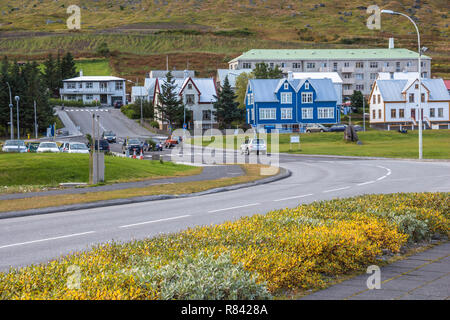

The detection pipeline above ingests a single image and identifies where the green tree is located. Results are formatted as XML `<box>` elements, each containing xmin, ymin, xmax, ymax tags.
<box><xmin>235</xmin><ymin>72</ymin><xmax>254</xmax><ymax>109</ymax></box>
<box><xmin>350</xmin><ymin>90</ymin><xmax>366</xmax><ymax>114</ymax></box>
<box><xmin>43</xmin><ymin>54</ymin><xmax>60</xmax><ymax>98</ymax></box>
<box><xmin>213</xmin><ymin>76</ymin><xmax>243</xmax><ymax>129</ymax></box>
<box><xmin>252</xmin><ymin>62</ymin><xmax>283</xmax><ymax>79</ymax></box>
<box><xmin>61</xmin><ymin>52</ymin><xmax>77</xmax><ymax>80</ymax></box>
<box><xmin>155</xmin><ymin>71</ymin><xmax>184</xmax><ymax>129</ymax></box>
<box><xmin>96</xmin><ymin>42</ymin><xmax>110</xmax><ymax>57</ymax></box>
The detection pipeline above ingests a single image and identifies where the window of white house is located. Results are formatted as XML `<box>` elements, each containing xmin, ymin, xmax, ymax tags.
<box><xmin>321</xmin><ymin>62</ymin><xmax>327</xmax><ymax>68</ymax></box>
<box><xmin>370</xmin><ymin>62</ymin><xmax>378</xmax><ymax>68</ymax></box>
<box><xmin>372</xmin><ymin>109</ymin><xmax>376</xmax><ymax>119</ymax></box>
<box><xmin>307</xmin><ymin>62</ymin><xmax>315</xmax><ymax>69</ymax></box>
<box><xmin>188</xmin><ymin>83</ymin><xmax>193</xmax><ymax>90</ymax></box>
<box><xmin>406</xmin><ymin>61</ymin><xmax>412</xmax><ymax>67</ymax></box>
<box><xmin>305</xmin><ymin>83</ymin><xmax>309</xmax><ymax>90</ymax></box>
<box><xmin>396</xmin><ymin>62</ymin><xmax>401</xmax><ymax>72</ymax></box>
<box><xmin>384</xmin><ymin>62</ymin><xmax>390</xmax><ymax>67</ymax></box>
<box><xmin>202</xmin><ymin>110</ymin><xmax>212</xmax><ymax>121</ymax></box>
<box><xmin>270</xmin><ymin>63</ymin><xmax>274</xmax><ymax>68</ymax></box>
<box><xmin>356</xmin><ymin>84</ymin><xmax>364</xmax><ymax>91</ymax></box>
<box><xmin>373</xmin><ymin>95</ymin><xmax>376</xmax><ymax>104</ymax></box>
<box><xmin>281</xmin><ymin>92</ymin><xmax>292</xmax><ymax>104</ymax></box>
<box><xmin>356</xmin><ymin>73</ymin><xmax>364</xmax><ymax>80</ymax></box>
<box><xmin>281</xmin><ymin>63</ymin><xmax>286</xmax><ymax>68</ymax></box>
<box><xmin>259</xmin><ymin>108</ymin><xmax>276</xmax><ymax>120</ymax></box>
<box><xmin>67</xmin><ymin>83</ymin><xmax>76</xmax><ymax>89</ymax></box>
<box><xmin>409</xmin><ymin>93</ymin><xmax>415</xmax><ymax>103</ymax></box>
<box><xmin>78</xmin><ymin>83</ymin><xmax>83</xmax><ymax>89</ymax></box>
<box><xmin>115</xmin><ymin>81</ymin><xmax>123</xmax><ymax>91</ymax></box>
<box><xmin>293</xmin><ymin>63</ymin><xmax>301</xmax><ymax>69</ymax></box>
<box><xmin>391</xmin><ymin>109</ymin><xmax>396</xmax><ymax>118</ymax></box>
<box><xmin>86</xmin><ymin>95</ymin><xmax>93</xmax><ymax>100</ymax></box>
<box><xmin>86</xmin><ymin>82</ymin><xmax>93</xmax><ymax>89</ymax></box>
<box><xmin>378</xmin><ymin>110</ymin><xmax>382</xmax><ymax>119</ymax></box>
<box><xmin>302</xmin><ymin>108</ymin><xmax>313</xmax><ymax>119</ymax></box>
<box><xmin>370</xmin><ymin>73</ymin><xmax>377</xmax><ymax>80</ymax></box>
<box><xmin>343</xmin><ymin>84</ymin><xmax>352</xmax><ymax>90</ymax></box>
<box><xmin>438</xmin><ymin>108</ymin><xmax>444</xmax><ymax>118</ymax></box>
<box><xmin>399</xmin><ymin>109</ymin><xmax>405</xmax><ymax>118</ymax></box>
<box><xmin>186</xmin><ymin>94</ymin><xmax>195</xmax><ymax>105</ymax></box>
<box><xmin>430</xmin><ymin>108</ymin><xmax>435</xmax><ymax>118</ymax></box>
<box><xmin>284</xmin><ymin>83</ymin><xmax>289</xmax><ymax>90</ymax></box>
<box><xmin>333</xmin><ymin>62</ymin><xmax>338</xmax><ymax>71</ymax></box>
<box><xmin>243</xmin><ymin>63</ymin><xmax>252</xmax><ymax>69</ymax></box>
<box><xmin>343</xmin><ymin>73</ymin><xmax>352</xmax><ymax>79</ymax></box>
<box><xmin>318</xmin><ymin>108</ymin><xmax>334</xmax><ymax>119</ymax></box>
<box><xmin>281</xmin><ymin>108</ymin><xmax>293</xmax><ymax>120</ymax></box>
<box><xmin>344</xmin><ymin>62</ymin><xmax>350</xmax><ymax>67</ymax></box>
<box><xmin>302</xmin><ymin>92</ymin><xmax>313</xmax><ymax>103</ymax></box>
<box><xmin>356</xmin><ymin>62</ymin><xmax>364</xmax><ymax>68</ymax></box>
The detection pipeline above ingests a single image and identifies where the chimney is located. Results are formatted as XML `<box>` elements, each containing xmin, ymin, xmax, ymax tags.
<box><xmin>388</xmin><ymin>38</ymin><xmax>395</xmax><ymax>49</ymax></box>
<box><xmin>288</xmin><ymin>71</ymin><xmax>293</xmax><ymax>81</ymax></box>
<box><xmin>79</xmin><ymin>70</ymin><xmax>83</xmax><ymax>77</ymax></box>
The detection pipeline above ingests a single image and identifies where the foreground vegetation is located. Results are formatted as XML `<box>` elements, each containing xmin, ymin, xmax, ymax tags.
<box><xmin>195</xmin><ymin>129</ymin><xmax>450</xmax><ymax>159</ymax></box>
<box><xmin>0</xmin><ymin>192</ymin><xmax>448</xmax><ymax>299</ymax></box>
<box><xmin>0</xmin><ymin>153</ymin><xmax>200</xmax><ymax>189</ymax></box>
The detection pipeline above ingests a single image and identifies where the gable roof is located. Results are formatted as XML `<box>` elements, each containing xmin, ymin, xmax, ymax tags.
<box><xmin>63</xmin><ymin>76</ymin><xmax>125</xmax><ymax>82</ymax></box>
<box><xmin>376</xmin><ymin>78</ymin><xmax>450</xmax><ymax>101</ymax></box>
<box><xmin>156</xmin><ymin>77</ymin><xmax>217</xmax><ymax>103</ymax></box>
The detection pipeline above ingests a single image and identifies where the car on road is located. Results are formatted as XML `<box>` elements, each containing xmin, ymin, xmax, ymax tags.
<box><xmin>92</xmin><ymin>140</ymin><xmax>110</xmax><ymax>152</ymax></box>
<box><xmin>113</xmin><ymin>101</ymin><xmax>123</xmax><ymax>109</ymax></box>
<box><xmin>165</xmin><ymin>135</ymin><xmax>182</xmax><ymax>148</ymax></box>
<box><xmin>37</xmin><ymin>142</ymin><xmax>60</xmax><ymax>153</ymax></box>
<box><xmin>305</xmin><ymin>123</ymin><xmax>329</xmax><ymax>133</ymax></box>
<box><xmin>61</xmin><ymin>142</ymin><xmax>90</xmax><ymax>154</ymax></box>
<box><xmin>2</xmin><ymin>140</ymin><xmax>27</xmax><ymax>153</ymax></box>
<box><xmin>122</xmin><ymin>138</ymin><xmax>143</xmax><ymax>155</ymax></box>
<box><xmin>329</xmin><ymin>124</ymin><xmax>348</xmax><ymax>132</ymax></box>
<box><xmin>102</xmin><ymin>131</ymin><xmax>117</xmax><ymax>143</ymax></box>
<box><xmin>240</xmin><ymin>138</ymin><xmax>267</xmax><ymax>155</ymax></box>
<box><xmin>26</xmin><ymin>141</ymin><xmax>41</xmax><ymax>153</ymax></box>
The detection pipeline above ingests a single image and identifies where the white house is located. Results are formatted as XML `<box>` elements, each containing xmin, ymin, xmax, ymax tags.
<box><xmin>369</xmin><ymin>78</ymin><xmax>450</xmax><ymax>130</ymax></box>
<box><xmin>153</xmin><ymin>75</ymin><xmax>217</xmax><ymax>131</ymax></box>
<box><xmin>292</xmin><ymin>72</ymin><xmax>343</xmax><ymax>105</ymax></box>
<box><xmin>60</xmin><ymin>71</ymin><xmax>126</xmax><ymax>106</ymax></box>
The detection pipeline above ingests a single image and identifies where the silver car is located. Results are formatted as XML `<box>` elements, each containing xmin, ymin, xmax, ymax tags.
<box><xmin>2</xmin><ymin>140</ymin><xmax>27</xmax><ymax>153</ymax></box>
<box><xmin>240</xmin><ymin>138</ymin><xmax>267</xmax><ymax>155</ymax></box>
<box><xmin>37</xmin><ymin>142</ymin><xmax>60</xmax><ymax>153</ymax></box>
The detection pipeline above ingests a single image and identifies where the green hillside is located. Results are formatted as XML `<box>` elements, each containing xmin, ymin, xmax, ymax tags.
<box><xmin>0</xmin><ymin>0</ymin><xmax>448</xmax><ymax>79</ymax></box>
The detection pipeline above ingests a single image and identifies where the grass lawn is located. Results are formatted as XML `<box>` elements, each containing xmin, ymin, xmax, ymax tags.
<box><xmin>194</xmin><ymin>129</ymin><xmax>450</xmax><ymax>159</ymax></box>
<box><xmin>75</xmin><ymin>59</ymin><xmax>112</xmax><ymax>76</ymax></box>
<box><xmin>0</xmin><ymin>153</ymin><xmax>200</xmax><ymax>190</ymax></box>
<box><xmin>0</xmin><ymin>164</ymin><xmax>276</xmax><ymax>213</ymax></box>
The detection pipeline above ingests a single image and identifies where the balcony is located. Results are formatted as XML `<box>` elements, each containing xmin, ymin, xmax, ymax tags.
<box><xmin>342</xmin><ymin>77</ymin><xmax>355</xmax><ymax>84</ymax></box>
<box><xmin>341</xmin><ymin>66</ymin><xmax>355</xmax><ymax>73</ymax></box>
<box><xmin>382</xmin><ymin>66</ymin><xmax>395</xmax><ymax>72</ymax></box>
<box><xmin>343</xmin><ymin>89</ymin><xmax>354</xmax><ymax>96</ymax></box>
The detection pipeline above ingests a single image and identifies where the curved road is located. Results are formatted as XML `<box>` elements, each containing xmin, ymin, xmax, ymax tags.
<box><xmin>0</xmin><ymin>155</ymin><xmax>449</xmax><ymax>271</ymax></box>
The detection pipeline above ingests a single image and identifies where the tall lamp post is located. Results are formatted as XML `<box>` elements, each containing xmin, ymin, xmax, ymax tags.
<box><xmin>14</xmin><ymin>96</ymin><xmax>20</xmax><ymax>140</ymax></box>
<box><xmin>6</xmin><ymin>82</ymin><xmax>13</xmax><ymax>139</ymax></box>
<box><xmin>381</xmin><ymin>9</ymin><xmax>424</xmax><ymax>159</ymax></box>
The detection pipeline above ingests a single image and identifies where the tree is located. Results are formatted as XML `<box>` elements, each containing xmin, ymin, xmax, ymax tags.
<box><xmin>252</xmin><ymin>62</ymin><xmax>283</xmax><ymax>79</ymax></box>
<box><xmin>60</xmin><ymin>52</ymin><xmax>77</xmax><ymax>80</ymax></box>
<box><xmin>235</xmin><ymin>72</ymin><xmax>254</xmax><ymax>109</ymax></box>
<box><xmin>96</xmin><ymin>42</ymin><xmax>110</xmax><ymax>57</ymax></box>
<box><xmin>43</xmin><ymin>54</ymin><xmax>60</xmax><ymax>97</ymax></box>
<box><xmin>155</xmin><ymin>71</ymin><xmax>184</xmax><ymax>129</ymax></box>
<box><xmin>350</xmin><ymin>90</ymin><xmax>366</xmax><ymax>113</ymax></box>
<box><xmin>213</xmin><ymin>76</ymin><xmax>243</xmax><ymax>129</ymax></box>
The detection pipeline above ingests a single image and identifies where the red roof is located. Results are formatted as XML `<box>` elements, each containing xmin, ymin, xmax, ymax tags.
<box><xmin>444</xmin><ymin>80</ymin><xmax>450</xmax><ymax>90</ymax></box>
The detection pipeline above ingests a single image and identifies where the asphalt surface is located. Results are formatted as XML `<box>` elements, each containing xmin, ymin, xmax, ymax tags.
<box><xmin>0</xmin><ymin>152</ymin><xmax>449</xmax><ymax>272</ymax></box>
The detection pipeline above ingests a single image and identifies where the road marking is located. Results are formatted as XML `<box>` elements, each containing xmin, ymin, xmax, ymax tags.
<box><xmin>323</xmin><ymin>186</ymin><xmax>351</xmax><ymax>193</ymax></box>
<box><xmin>273</xmin><ymin>194</ymin><xmax>314</xmax><ymax>202</ymax></box>
<box><xmin>377</xmin><ymin>175</ymin><xmax>387</xmax><ymax>181</ymax></box>
<box><xmin>357</xmin><ymin>180</ymin><xmax>375</xmax><ymax>186</ymax></box>
<box><xmin>0</xmin><ymin>231</ymin><xmax>95</xmax><ymax>250</ymax></box>
<box><xmin>208</xmin><ymin>203</ymin><xmax>260</xmax><ymax>213</ymax></box>
<box><xmin>118</xmin><ymin>215</ymin><xmax>191</xmax><ymax>229</ymax></box>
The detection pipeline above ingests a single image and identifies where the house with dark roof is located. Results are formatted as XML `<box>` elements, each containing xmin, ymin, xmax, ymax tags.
<box><xmin>245</xmin><ymin>76</ymin><xmax>339</xmax><ymax>132</ymax></box>
<box><xmin>369</xmin><ymin>78</ymin><xmax>450</xmax><ymax>130</ymax></box>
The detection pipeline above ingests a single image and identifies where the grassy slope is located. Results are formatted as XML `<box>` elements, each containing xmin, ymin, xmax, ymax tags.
<box><xmin>0</xmin><ymin>153</ymin><xmax>200</xmax><ymax>187</ymax></box>
<box><xmin>196</xmin><ymin>129</ymin><xmax>450</xmax><ymax>159</ymax></box>
<box><xmin>0</xmin><ymin>0</ymin><xmax>448</xmax><ymax>78</ymax></box>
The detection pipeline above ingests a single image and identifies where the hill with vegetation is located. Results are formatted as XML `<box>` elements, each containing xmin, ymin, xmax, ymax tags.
<box><xmin>0</xmin><ymin>0</ymin><xmax>448</xmax><ymax>80</ymax></box>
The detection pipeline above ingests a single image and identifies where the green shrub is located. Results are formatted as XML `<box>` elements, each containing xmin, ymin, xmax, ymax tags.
<box><xmin>130</xmin><ymin>252</ymin><xmax>272</xmax><ymax>300</ymax></box>
<box><xmin>390</xmin><ymin>213</ymin><xmax>431</xmax><ymax>243</ymax></box>
<box><xmin>150</xmin><ymin>121</ymin><xmax>159</xmax><ymax>128</ymax></box>
<box><xmin>50</xmin><ymin>98</ymin><xmax>97</xmax><ymax>108</ymax></box>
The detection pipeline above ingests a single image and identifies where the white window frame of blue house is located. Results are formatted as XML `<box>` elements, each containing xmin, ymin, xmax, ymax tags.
<box><xmin>260</xmin><ymin>108</ymin><xmax>276</xmax><ymax>120</ymax></box>
<box><xmin>281</xmin><ymin>92</ymin><xmax>292</xmax><ymax>104</ymax></box>
<box><xmin>247</xmin><ymin>93</ymin><xmax>254</xmax><ymax>105</ymax></box>
<box><xmin>281</xmin><ymin>108</ymin><xmax>293</xmax><ymax>120</ymax></box>
<box><xmin>302</xmin><ymin>108</ymin><xmax>313</xmax><ymax>119</ymax></box>
<box><xmin>284</xmin><ymin>83</ymin><xmax>289</xmax><ymax>90</ymax></box>
<box><xmin>318</xmin><ymin>107</ymin><xmax>335</xmax><ymax>119</ymax></box>
<box><xmin>305</xmin><ymin>83</ymin><xmax>310</xmax><ymax>90</ymax></box>
<box><xmin>302</xmin><ymin>92</ymin><xmax>313</xmax><ymax>104</ymax></box>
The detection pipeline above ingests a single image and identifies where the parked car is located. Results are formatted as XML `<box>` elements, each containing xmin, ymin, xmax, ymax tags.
<box><xmin>305</xmin><ymin>123</ymin><xmax>329</xmax><ymax>133</ymax></box>
<box><xmin>26</xmin><ymin>141</ymin><xmax>41</xmax><ymax>153</ymax></box>
<box><xmin>37</xmin><ymin>142</ymin><xmax>60</xmax><ymax>153</ymax></box>
<box><xmin>353</xmin><ymin>125</ymin><xmax>363</xmax><ymax>132</ymax></box>
<box><xmin>2</xmin><ymin>140</ymin><xmax>27</xmax><ymax>153</ymax></box>
<box><xmin>102</xmin><ymin>131</ymin><xmax>117</xmax><ymax>143</ymax></box>
<box><xmin>113</xmin><ymin>101</ymin><xmax>123</xmax><ymax>109</ymax></box>
<box><xmin>240</xmin><ymin>138</ymin><xmax>267</xmax><ymax>155</ymax></box>
<box><xmin>122</xmin><ymin>138</ymin><xmax>143</xmax><ymax>155</ymax></box>
<box><xmin>329</xmin><ymin>124</ymin><xmax>348</xmax><ymax>132</ymax></box>
<box><xmin>61</xmin><ymin>142</ymin><xmax>90</xmax><ymax>154</ymax></box>
<box><xmin>93</xmin><ymin>140</ymin><xmax>110</xmax><ymax>152</ymax></box>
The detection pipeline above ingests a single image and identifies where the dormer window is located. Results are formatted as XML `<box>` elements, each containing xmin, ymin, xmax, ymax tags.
<box><xmin>305</xmin><ymin>83</ymin><xmax>309</xmax><ymax>90</ymax></box>
<box><xmin>284</xmin><ymin>83</ymin><xmax>289</xmax><ymax>90</ymax></box>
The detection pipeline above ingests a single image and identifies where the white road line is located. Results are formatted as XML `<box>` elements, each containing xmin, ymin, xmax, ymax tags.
<box><xmin>323</xmin><ymin>186</ymin><xmax>351</xmax><ymax>193</ymax></box>
<box><xmin>0</xmin><ymin>231</ymin><xmax>95</xmax><ymax>250</ymax></box>
<box><xmin>208</xmin><ymin>203</ymin><xmax>260</xmax><ymax>213</ymax></box>
<box><xmin>357</xmin><ymin>180</ymin><xmax>375</xmax><ymax>186</ymax></box>
<box><xmin>119</xmin><ymin>215</ymin><xmax>191</xmax><ymax>229</ymax></box>
<box><xmin>377</xmin><ymin>175</ymin><xmax>387</xmax><ymax>181</ymax></box>
<box><xmin>273</xmin><ymin>193</ymin><xmax>314</xmax><ymax>202</ymax></box>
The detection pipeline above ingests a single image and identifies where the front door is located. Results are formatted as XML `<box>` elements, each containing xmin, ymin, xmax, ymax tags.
<box><xmin>100</xmin><ymin>95</ymin><xmax>107</xmax><ymax>104</ymax></box>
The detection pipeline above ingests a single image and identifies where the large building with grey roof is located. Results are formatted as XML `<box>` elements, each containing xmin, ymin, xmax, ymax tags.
<box><xmin>369</xmin><ymin>78</ymin><xmax>450</xmax><ymax>130</ymax></box>
<box><xmin>229</xmin><ymin>40</ymin><xmax>431</xmax><ymax>98</ymax></box>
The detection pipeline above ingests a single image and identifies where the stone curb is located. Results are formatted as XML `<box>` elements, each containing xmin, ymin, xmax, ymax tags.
<box><xmin>0</xmin><ymin>167</ymin><xmax>291</xmax><ymax>220</ymax></box>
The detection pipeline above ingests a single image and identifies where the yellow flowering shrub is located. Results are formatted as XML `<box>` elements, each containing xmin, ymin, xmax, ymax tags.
<box><xmin>0</xmin><ymin>192</ymin><xmax>448</xmax><ymax>299</ymax></box>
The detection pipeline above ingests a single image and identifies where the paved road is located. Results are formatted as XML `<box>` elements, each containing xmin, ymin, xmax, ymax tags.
<box><xmin>0</xmin><ymin>153</ymin><xmax>449</xmax><ymax>271</ymax></box>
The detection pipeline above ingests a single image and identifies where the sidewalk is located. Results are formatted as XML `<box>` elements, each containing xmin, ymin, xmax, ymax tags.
<box><xmin>301</xmin><ymin>241</ymin><xmax>450</xmax><ymax>300</ymax></box>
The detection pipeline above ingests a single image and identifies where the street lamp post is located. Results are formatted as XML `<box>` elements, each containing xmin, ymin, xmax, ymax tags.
<box><xmin>381</xmin><ymin>9</ymin><xmax>423</xmax><ymax>159</ymax></box>
<box><xmin>6</xmin><ymin>82</ymin><xmax>13</xmax><ymax>139</ymax></box>
<box><xmin>14</xmin><ymin>96</ymin><xmax>20</xmax><ymax>140</ymax></box>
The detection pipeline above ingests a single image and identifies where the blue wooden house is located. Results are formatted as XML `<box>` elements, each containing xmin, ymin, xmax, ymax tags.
<box><xmin>245</xmin><ymin>77</ymin><xmax>340</xmax><ymax>132</ymax></box>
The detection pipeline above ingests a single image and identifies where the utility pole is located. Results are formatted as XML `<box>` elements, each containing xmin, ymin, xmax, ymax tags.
<box><xmin>90</xmin><ymin>113</ymin><xmax>95</xmax><ymax>185</ymax></box>
<box><xmin>6</xmin><ymin>82</ymin><xmax>13</xmax><ymax>139</ymax></box>
<box><xmin>34</xmin><ymin>100</ymin><xmax>38</xmax><ymax>139</ymax></box>
<box><xmin>363</xmin><ymin>97</ymin><xmax>366</xmax><ymax>132</ymax></box>
<box><xmin>14</xmin><ymin>96</ymin><xmax>20</xmax><ymax>139</ymax></box>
